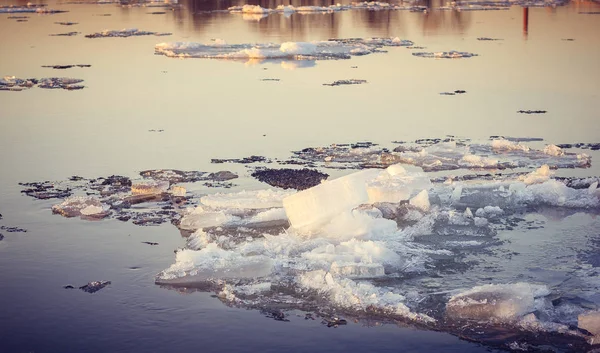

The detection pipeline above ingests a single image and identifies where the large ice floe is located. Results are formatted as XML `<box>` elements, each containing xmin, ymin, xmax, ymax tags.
<box><xmin>287</xmin><ymin>139</ymin><xmax>591</xmax><ymax>171</ymax></box>
<box><xmin>154</xmin><ymin>37</ymin><xmax>414</xmax><ymax>61</ymax></box>
<box><xmin>156</xmin><ymin>152</ymin><xmax>600</xmax><ymax>350</ymax></box>
<box><xmin>21</xmin><ymin>134</ymin><xmax>600</xmax><ymax>350</ymax></box>
<box><xmin>85</xmin><ymin>28</ymin><xmax>171</xmax><ymax>38</ymax></box>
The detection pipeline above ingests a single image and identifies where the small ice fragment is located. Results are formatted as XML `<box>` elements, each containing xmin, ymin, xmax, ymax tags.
<box><xmin>131</xmin><ymin>180</ymin><xmax>169</xmax><ymax>195</ymax></box>
<box><xmin>409</xmin><ymin>190</ymin><xmax>430</xmax><ymax>211</ymax></box>
<box><xmin>520</xmin><ymin>165</ymin><xmax>552</xmax><ymax>185</ymax></box>
<box><xmin>451</xmin><ymin>185</ymin><xmax>463</xmax><ymax>202</ymax></box>
<box><xmin>168</xmin><ymin>185</ymin><xmax>186</xmax><ymax>197</ymax></box>
<box><xmin>178</xmin><ymin>207</ymin><xmax>239</xmax><ymax>230</ymax></box>
<box><xmin>475</xmin><ymin>206</ymin><xmax>503</xmax><ymax>218</ymax></box>
<box><xmin>52</xmin><ymin>196</ymin><xmax>106</xmax><ymax>218</ymax></box>
<box><xmin>464</xmin><ymin>207</ymin><xmax>473</xmax><ymax>218</ymax></box>
<box><xmin>543</xmin><ymin>144</ymin><xmax>564</xmax><ymax>156</ymax></box>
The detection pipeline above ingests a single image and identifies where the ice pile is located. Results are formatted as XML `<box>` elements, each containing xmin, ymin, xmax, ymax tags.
<box><xmin>384</xmin><ymin>140</ymin><xmax>591</xmax><ymax>171</ymax></box>
<box><xmin>412</xmin><ymin>51</ymin><xmax>478</xmax><ymax>59</ymax></box>
<box><xmin>85</xmin><ymin>28</ymin><xmax>171</xmax><ymax>38</ymax></box>
<box><xmin>154</xmin><ymin>37</ymin><xmax>414</xmax><ymax>61</ymax></box>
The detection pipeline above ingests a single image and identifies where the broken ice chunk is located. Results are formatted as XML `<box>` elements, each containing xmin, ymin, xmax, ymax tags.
<box><xmin>168</xmin><ymin>185</ymin><xmax>186</xmax><ymax>197</ymax></box>
<box><xmin>520</xmin><ymin>165</ymin><xmax>552</xmax><ymax>185</ymax></box>
<box><xmin>446</xmin><ymin>283</ymin><xmax>550</xmax><ymax>322</ymax></box>
<box><xmin>178</xmin><ymin>206</ymin><xmax>239</xmax><ymax>231</ymax></box>
<box><xmin>131</xmin><ymin>180</ymin><xmax>169</xmax><ymax>195</ymax></box>
<box><xmin>366</xmin><ymin>164</ymin><xmax>432</xmax><ymax>203</ymax></box>
<box><xmin>52</xmin><ymin>196</ymin><xmax>108</xmax><ymax>218</ymax></box>
<box><xmin>201</xmin><ymin>189</ymin><xmax>294</xmax><ymax>209</ymax></box>
<box><xmin>283</xmin><ymin>169</ymin><xmax>381</xmax><ymax>231</ymax></box>
<box><xmin>475</xmin><ymin>206</ymin><xmax>504</xmax><ymax>218</ymax></box>
<box><xmin>409</xmin><ymin>190</ymin><xmax>430</xmax><ymax>211</ymax></box>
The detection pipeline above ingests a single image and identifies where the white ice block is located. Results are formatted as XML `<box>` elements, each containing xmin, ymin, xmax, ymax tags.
<box><xmin>366</xmin><ymin>165</ymin><xmax>432</xmax><ymax>203</ymax></box>
<box><xmin>283</xmin><ymin>169</ymin><xmax>381</xmax><ymax>231</ymax></box>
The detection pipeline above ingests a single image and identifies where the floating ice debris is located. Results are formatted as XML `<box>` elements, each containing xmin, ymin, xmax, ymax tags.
<box><xmin>79</xmin><ymin>281</ymin><xmax>111</xmax><ymax>293</ymax></box>
<box><xmin>52</xmin><ymin>196</ymin><xmax>109</xmax><ymax>219</ymax></box>
<box><xmin>140</xmin><ymin>169</ymin><xmax>238</xmax><ymax>183</ymax></box>
<box><xmin>384</xmin><ymin>140</ymin><xmax>591</xmax><ymax>172</ymax></box>
<box><xmin>264</xmin><ymin>311</ymin><xmax>289</xmax><ymax>322</ymax></box>
<box><xmin>556</xmin><ymin>142</ymin><xmax>600</xmax><ymax>151</ymax></box>
<box><xmin>0</xmin><ymin>5</ymin><xmax>67</xmax><ymax>14</ymax></box>
<box><xmin>412</xmin><ymin>51</ymin><xmax>478</xmax><ymax>59</ymax></box>
<box><xmin>440</xmin><ymin>90</ymin><xmax>467</xmax><ymax>95</ymax></box>
<box><xmin>290</xmin><ymin>142</ymin><xmax>385</xmax><ymax>168</ymax></box>
<box><xmin>131</xmin><ymin>180</ymin><xmax>169</xmax><ymax>195</ymax></box>
<box><xmin>55</xmin><ymin>21</ymin><xmax>78</xmax><ymax>26</ymax></box>
<box><xmin>20</xmin><ymin>181</ymin><xmax>72</xmax><ymax>199</ymax></box>
<box><xmin>446</xmin><ymin>283</ymin><xmax>550</xmax><ymax>322</ymax></box>
<box><xmin>49</xmin><ymin>32</ymin><xmax>80</xmax><ymax>37</ymax></box>
<box><xmin>155</xmin><ymin>37</ymin><xmax>413</xmax><ymax>61</ymax></box>
<box><xmin>251</xmin><ymin>168</ymin><xmax>328</xmax><ymax>190</ymax></box>
<box><xmin>0</xmin><ymin>76</ymin><xmax>38</xmax><ymax>91</ymax></box>
<box><xmin>322</xmin><ymin>317</ymin><xmax>347</xmax><ymax>327</ymax></box>
<box><xmin>38</xmin><ymin>77</ymin><xmax>85</xmax><ymax>90</ymax></box>
<box><xmin>0</xmin><ymin>225</ymin><xmax>27</xmax><ymax>233</ymax></box>
<box><xmin>41</xmin><ymin>64</ymin><xmax>91</xmax><ymax>70</ymax></box>
<box><xmin>323</xmin><ymin>79</ymin><xmax>367</xmax><ymax>86</ymax></box>
<box><xmin>517</xmin><ymin>110</ymin><xmax>547</xmax><ymax>114</ymax></box>
<box><xmin>85</xmin><ymin>28</ymin><xmax>171</xmax><ymax>38</ymax></box>
<box><xmin>212</xmin><ymin>156</ymin><xmax>270</xmax><ymax>164</ymax></box>
<box><xmin>477</xmin><ymin>37</ymin><xmax>503</xmax><ymax>41</ymax></box>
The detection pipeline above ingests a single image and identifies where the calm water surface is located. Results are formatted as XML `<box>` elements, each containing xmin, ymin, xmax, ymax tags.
<box><xmin>1</xmin><ymin>0</ymin><xmax>600</xmax><ymax>352</ymax></box>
